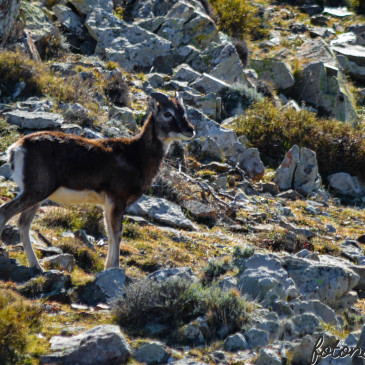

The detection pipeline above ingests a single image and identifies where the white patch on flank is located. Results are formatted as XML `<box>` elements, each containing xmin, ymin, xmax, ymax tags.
<box><xmin>49</xmin><ymin>187</ymin><xmax>106</xmax><ymax>205</ymax></box>
<box><xmin>9</xmin><ymin>145</ymin><xmax>25</xmax><ymax>192</ymax></box>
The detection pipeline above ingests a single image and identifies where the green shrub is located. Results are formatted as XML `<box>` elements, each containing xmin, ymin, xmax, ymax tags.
<box><xmin>209</xmin><ymin>0</ymin><xmax>269</xmax><ymax>39</ymax></box>
<box><xmin>203</xmin><ymin>259</ymin><xmax>233</xmax><ymax>284</ymax></box>
<box><xmin>58</xmin><ymin>241</ymin><xmax>103</xmax><ymax>273</ymax></box>
<box><xmin>0</xmin><ymin>118</ymin><xmax>19</xmax><ymax>153</ymax></box>
<box><xmin>113</xmin><ymin>278</ymin><xmax>250</xmax><ymax>340</ymax></box>
<box><xmin>231</xmin><ymin>100</ymin><xmax>365</xmax><ymax>181</ymax></box>
<box><xmin>0</xmin><ymin>289</ymin><xmax>42</xmax><ymax>364</ymax></box>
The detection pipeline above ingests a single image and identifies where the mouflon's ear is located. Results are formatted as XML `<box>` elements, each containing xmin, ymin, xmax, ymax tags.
<box><xmin>150</xmin><ymin>92</ymin><xmax>170</xmax><ymax>105</ymax></box>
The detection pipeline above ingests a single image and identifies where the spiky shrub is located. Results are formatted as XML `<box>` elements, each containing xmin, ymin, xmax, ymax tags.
<box><xmin>113</xmin><ymin>278</ymin><xmax>250</xmax><ymax>340</ymax></box>
<box><xmin>203</xmin><ymin>259</ymin><xmax>233</xmax><ymax>284</ymax></box>
<box><xmin>220</xmin><ymin>85</ymin><xmax>263</xmax><ymax>118</ymax></box>
<box><xmin>232</xmin><ymin>38</ymin><xmax>248</xmax><ymax>68</ymax></box>
<box><xmin>231</xmin><ymin>100</ymin><xmax>365</xmax><ymax>181</ymax></box>
<box><xmin>0</xmin><ymin>290</ymin><xmax>42</xmax><ymax>364</ymax></box>
<box><xmin>104</xmin><ymin>73</ymin><xmax>131</xmax><ymax>107</ymax></box>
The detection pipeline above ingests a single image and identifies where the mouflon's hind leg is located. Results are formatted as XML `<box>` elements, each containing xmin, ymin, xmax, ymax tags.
<box><xmin>104</xmin><ymin>198</ymin><xmax>124</xmax><ymax>269</ymax></box>
<box><xmin>0</xmin><ymin>192</ymin><xmax>46</xmax><ymax>235</ymax></box>
<box><xmin>18</xmin><ymin>203</ymin><xmax>42</xmax><ymax>271</ymax></box>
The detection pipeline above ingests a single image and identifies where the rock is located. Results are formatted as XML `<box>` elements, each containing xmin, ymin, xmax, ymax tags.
<box><xmin>310</xmin><ymin>15</ymin><xmax>329</xmax><ymax>27</ymax></box>
<box><xmin>182</xmin><ymin>322</ymin><xmax>205</xmax><ymax>345</ymax></box>
<box><xmin>291</xmin><ymin>300</ymin><xmax>336</xmax><ymax>324</ymax></box>
<box><xmin>262</xmin><ymin>182</ymin><xmax>280</xmax><ymax>195</ymax></box>
<box><xmin>190</xmin><ymin>73</ymin><xmax>231</xmax><ymax>94</ymax></box>
<box><xmin>4</xmin><ymin>110</ymin><xmax>63</xmax><ymax>129</ymax></box>
<box><xmin>236</xmin><ymin>147</ymin><xmax>265</xmax><ymax>180</ymax></box>
<box><xmin>340</xmin><ymin>240</ymin><xmax>364</xmax><ymax>263</ymax></box>
<box><xmin>182</xmin><ymin>200</ymin><xmax>218</xmax><ymax>225</ymax></box>
<box><xmin>109</xmin><ymin>106</ymin><xmax>137</xmax><ymax>132</ymax></box>
<box><xmin>187</xmin><ymin>107</ymin><xmax>238</xmax><ymax>157</ymax></box>
<box><xmin>21</xmin><ymin>1</ymin><xmax>55</xmax><ymax>43</ymax></box>
<box><xmin>309</xmin><ymin>27</ymin><xmax>336</xmax><ymax>39</ymax></box>
<box><xmin>40</xmin><ymin>325</ymin><xmax>130</xmax><ymax>364</ymax></box>
<box><xmin>292</xmin><ymin>313</ymin><xmax>322</xmax><ymax>336</ymax></box>
<box><xmin>273</xmin><ymin>145</ymin><xmax>300</xmax><ymax>191</ymax></box>
<box><xmin>63</xmin><ymin>103</ymin><xmax>90</xmax><ymax>124</ymax></box>
<box><xmin>218</xmin><ymin>275</ymin><xmax>238</xmax><ymax>291</ymax></box>
<box><xmin>200</xmin><ymin>137</ymin><xmax>223</xmax><ymax>162</ymax></box>
<box><xmin>293</xmin><ymin>147</ymin><xmax>321</xmax><ymax>194</ymax></box>
<box><xmin>295</xmin><ymin>39</ymin><xmax>357</xmax><ymax>123</ymax></box>
<box><xmin>237</xmin><ymin>254</ymin><xmax>297</xmax><ymax>303</ymax></box>
<box><xmin>292</xmin><ymin>336</ymin><xmax>315</xmax><ymax>365</ymax></box>
<box><xmin>133</xmin><ymin>341</ymin><xmax>168</xmax><ymax>365</ymax></box>
<box><xmin>61</xmin><ymin>124</ymin><xmax>83</xmax><ymax>135</ymax></box>
<box><xmin>223</xmin><ymin>333</ymin><xmax>248</xmax><ymax>352</ymax></box>
<box><xmin>332</xmin><ymin>44</ymin><xmax>365</xmax><ymax>81</ymax></box>
<box><xmin>256</xmin><ymin>348</ymin><xmax>282</xmax><ymax>365</ymax></box>
<box><xmin>85</xmin><ymin>9</ymin><xmax>171</xmax><ymax>72</ymax></box>
<box><xmin>0</xmin><ymin>0</ymin><xmax>20</xmax><ymax>46</ymax></box>
<box><xmin>328</xmin><ymin>172</ymin><xmax>364</xmax><ymax>197</ymax></box>
<box><xmin>147</xmin><ymin>267</ymin><xmax>195</xmax><ymax>282</ymax></box>
<box><xmin>0</xmin><ymin>255</ymin><xmax>40</xmax><ymax>283</ymax></box>
<box><xmin>0</xmin><ymin>164</ymin><xmax>12</xmax><ymax>180</ymax></box>
<box><xmin>299</xmin><ymin>4</ymin><xmax>323</xmax><ymax>16</ymax></box>
<box><xmin>323</xmin><ymin>7</ymin><xmax>354</xmax><ymax>18</ymax></box>
<box><xmin>19</xmin><ymin>270</ymin><xmax>72</xmax><ymax>302</ymax></box>
<box><xmin>244</xmin><ymin>328</ymin><xmax>269</xmax><ymax>349</ymax></box>
<box><xmin>171</xmin><ymin>361</ymin><xmax>208</xmax><ymax>365</ymax></box>
<box><xmin>173</xmin><ymin>64</ymin><xmax>201</xmax><ymax>83</ymax></box>
<box><xmin>95</xmin><ymin>268</ymin><xmax>126</xmax><ymax>303</ymax></box>
<box><xmin>250</xmin><ymin>59</ymin><xmax>295</xmax><ymax>90</ymax></box>
<box><xmin>250</xmin><ymin>313</ymin><xmax>281</xmax><ymax>343</ymax></box>
<box><xmin>277</xmin><ymin>189</ymin><xmax>302</xmax><ymax>200</ymax></box>
<box><xmin>0</xmin><ymin>225</ymin><xmax>20</xmax><ymax>245</ymax></box>
<box><xmin>40</xmin><ymin>254</ymin><xmax>76</xmax><ymax>273</ymax></box>
<box><xmin>69</xmin><ymin>0</ymin><xmax>113</xmax><ymax>16</ymax></box>
<box><xmin>156</xmin><ymin>1</ymin><xmax>219</xmax><ymax>50</ymax></box>
<box><xmin>126</xmin><ymin>195</ymin><xmax>196</xmax><ymax>230</ymax></box>
<box><xmin>282</xmin><ymin>256</ymin><xmax>359</xmax><ymax>311</ymax></box>
<box><xmin>52</xmin><ymin>4</ymin><xmax>87</xmax><ymax>40</ymax></box>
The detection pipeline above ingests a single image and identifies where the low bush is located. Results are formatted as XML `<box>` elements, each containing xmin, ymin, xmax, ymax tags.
<box><xmin>113</xmin><ymin>278</ymin><xmax>250</xmax><ymax>340</ymax></box>
<box><xmin>202</xmin><ymin>259</ymin><xmax>233</xmax><ymax>284</ymax></box>
<box><xmin>231</xmin><ymin>100</ymin><xmax>365</xmax><ymax>180</ymax></box>
<box><xmin>0</xmin><ymin>289</ymin><xmax>42</xmax><ymax>364</ymax></box>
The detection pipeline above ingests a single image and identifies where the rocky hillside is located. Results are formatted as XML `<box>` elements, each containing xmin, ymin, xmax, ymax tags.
<box><xmin>0</xmin><ymin>0</ymin><xmax>365</xmax><ymax>364</ymax></box>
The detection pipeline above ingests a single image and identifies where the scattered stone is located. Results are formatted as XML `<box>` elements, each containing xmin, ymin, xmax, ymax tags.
<box><xmin>0</xmin><ymin>164</ymin><xmax>12</xmax><ymax>180</ymax></box>
<box><xmin>244</xmin><ymin>328</ymin><xmax>269</xmax><ymax>349</ymax></box>
<box><xmin>292</xmin><ymin>336</ymin><xmax>315</xmax><ymax>365</ymax></box>
<box><xmin>4</xmin><ymin>110</ymin><xmax>63</xmax><ymax>129</ymax></box>
<box><xmin>69</xmin><ymin>0</ymin><xmax>113</xmax><ymax>16</ymax></box>
<box><xmin>340</xmin><ymin>240</ymin><xmax>364</xmax><ymax>263</ymax></box>
<box><xmin>224</xmin><ymin>333</ymin><xmax>248</xmax><ymax>352</ymax></box>
<box><xmin>40</xmin><ymin>325</ymin><xmax>130</xmax><ymax>365</ymax></box>
<box><xmin>323</xmin><ymin>7</ymin><xmax>354</xmax><ymax>18</ymax></box>
<box><xmin>256</xmin><ymin>348</ymin><xmax>282</xmax><ymax>365</ymax></box>
<box><xmin>148</xmin><ymin>267</ymin><xmax>195</xmax><ymax>283</ymax></box>
<box><xmin>292</xmin><ymin>299</ymin><xmax>336</xmax><ymax>324</ymax></box>
<box><xmin>40</xmin><ymin>254</ymin><xmax>75</xmax><ymax>273</ymax></box>
<box><xmin>292</xmin><ymin>313</ymin><xmax>322</xmax><ymax>336</ymax></box>
<box><xmin>262</xmin><ymin>182</ymin><xmax>280</xmax><ymax>195</ymax></box>
<box><xmin>200</xmin><ymin>137</ymin><xmax>223</xmax><ymax>162</ymax></box>
<box><xmin>0</xmin><ymin>255</ymin><xmax>40</xmax><ymax>283</ymax></box>
<box><xmin>0</xmin><ymin>224</ymin><xmax>20</xmax><ymax>245</ymax></box>
<box><xmin>173</xmin><ymin>64</ymin><xmax>201</xmax><ymax>83</ymax></box>
<box><xmin>95</xmin><ymin>268</ymin><xmax>126</xmax><ymax>303</ymax></box>
<box><xmin>182</xmin><ymin>200</ymin><xmax>217</xmax><ymax>225</ymax></box>
<box><xmin>126</xmin><ymin>195</ymin><xmax>196</xmax><ymax>230</ymax></box>
<box><xmin>182</xmin><ymin>322</ymin><xmax>205</xmax><ymax>345</ymax></box>
<box><xmin>133</xmin><ymin>341</ymin><xmax>169</xmax><ymax>365</ymax></box>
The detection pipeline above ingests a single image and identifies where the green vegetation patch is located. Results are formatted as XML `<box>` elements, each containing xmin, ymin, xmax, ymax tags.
<box><xmin>113</xmin><ymin>278</ymin><xmax>250</xmax><ymax>341</ymax></box>
<box><xmin>0</xmin><ymin>289</ymin><xmax>42</xmax><ymax>364</ymax></box>
<box><xmin>231</xmin><ymin>100</ymin><xmax>365</xmax><ymax>180</ymax></box>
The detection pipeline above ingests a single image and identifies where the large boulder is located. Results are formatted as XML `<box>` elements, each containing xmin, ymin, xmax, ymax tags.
<box><xmin>282</xmin><ymin>256</ymin><xmax>359</xmax><ymax>311</ymax></box>
<box><xmin>85</xmin><ymin>9</ymin><xmax>171</xmax><ymax>72</ymax></box>
<box><xmin>273</xmin><ymin>145</ymin><xmax>300</xmax><ymax>191</ymax></box>
<box><xmin>274</xmin><ymin>145</ymin><xmax>321</xmax><ymax>194</ymax></box>
<box><xmin>250</xmin><ymin>59</ymin><xmax>295</xmax><ymax>90</ymax></box>
<box><xmin>69</xmin><ymin>0</ymin><xmax>113</xmax><ymax>15</ymax></box>
<box><xmin>0</xmin><ymin>0</ymin><xmax>20</xmax><ymax>46</ymax></box>
<box><xmin>40</xmin><ymin>325</ymin><xmax>130</xmax><ymax>364</ymax></box>
<box><xmin>295</xmin><ymin>39</ymin><xmax>357</xmax><ymax>123</ymax></box>
<box><xmin>156</xmin><ymin>1</ymin><xmax>219</xmax><ymax>50</ymax></box>
<box><xmin>328</xmin><ymin>172</ymin><xmax>365</xmax><ymax>197</ymax></box>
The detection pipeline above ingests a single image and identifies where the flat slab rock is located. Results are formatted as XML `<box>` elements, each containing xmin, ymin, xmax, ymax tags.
<box><xmin>40</xmin><ymin>325</ymin><xmax>130</xmax><ymax>365</ymax></box>
<box><xmin>4</xmin><ymin>110</ymin><xmax>63</xmax><ymax>129</ymax></box>
<box><xmin>126</xmin><ymin>195</ymin><xmax>196</xmax><ymax>230</ymax></box>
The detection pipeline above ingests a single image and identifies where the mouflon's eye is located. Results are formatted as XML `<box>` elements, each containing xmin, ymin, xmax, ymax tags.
<box><xmin>164</xmin><ymin>111</ymin><xmax>173</xmax><ymax>118</ymax></box>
